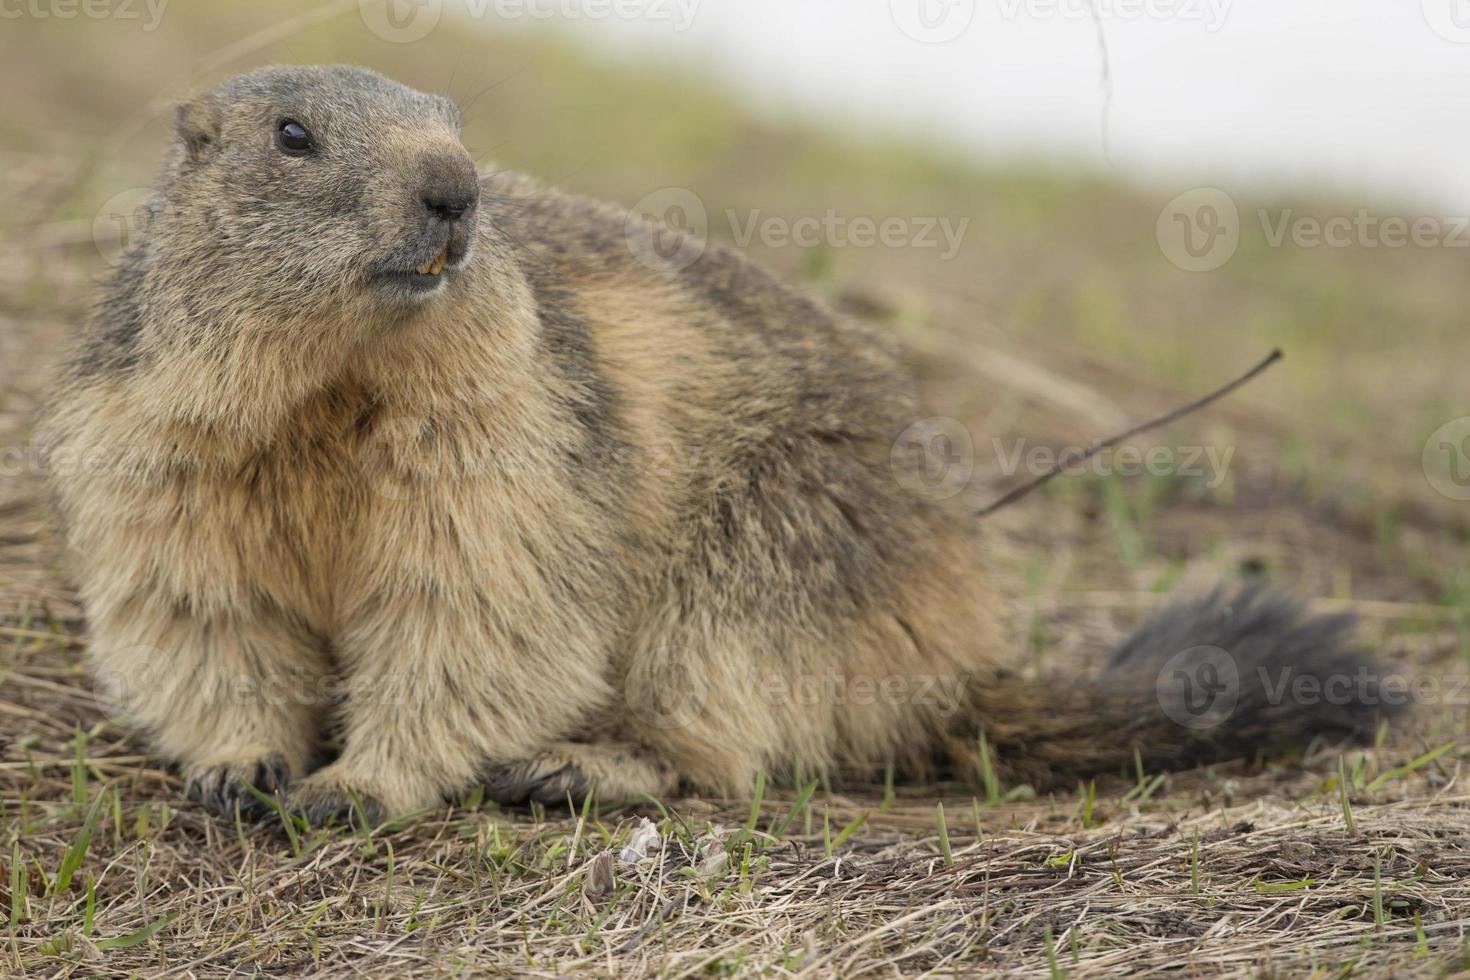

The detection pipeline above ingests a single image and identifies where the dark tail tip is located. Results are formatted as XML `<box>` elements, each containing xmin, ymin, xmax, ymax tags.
<box><xmin>1106</xmin><ymin>585</ymin><xmax>1403</xmax><ymax>766</ymax></box>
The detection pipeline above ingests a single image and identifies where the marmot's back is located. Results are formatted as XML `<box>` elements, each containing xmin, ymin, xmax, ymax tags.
<box><xmin>478</xmin><ymin>171</ymin><xmax>941</xmax><ymax>545</ymax></box>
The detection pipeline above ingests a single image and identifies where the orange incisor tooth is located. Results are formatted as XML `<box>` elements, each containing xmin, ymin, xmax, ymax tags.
<box><xmin>417</xmin><ymin>246</ymin><xmax>449</xmax><ymax>276</ymax></box>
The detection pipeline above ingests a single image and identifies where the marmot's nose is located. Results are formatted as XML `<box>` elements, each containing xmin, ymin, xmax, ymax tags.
<box><xmin>417</xmin><ymin>150</ymin><xmax>481</xmax><ymax>224</ymax></box>
<box><xmin>422</xmin><ymin>184</ymin><xmax>478</xmax><ymax>223</ymax></box>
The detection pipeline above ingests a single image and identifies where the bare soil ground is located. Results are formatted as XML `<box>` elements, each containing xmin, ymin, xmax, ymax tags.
<box><xmin>2</xmin><ymin>4</ymin><xmax>1468</xmax><ymax>976</ymax></box>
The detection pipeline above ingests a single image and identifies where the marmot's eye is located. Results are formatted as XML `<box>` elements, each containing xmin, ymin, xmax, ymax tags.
<box><xmin>275</xmin><ymin>119</ymin><xmax>313</xmax><ymax>156</ymax></box>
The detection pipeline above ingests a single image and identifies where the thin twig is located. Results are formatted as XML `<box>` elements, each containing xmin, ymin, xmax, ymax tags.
<box><xmin>1088</xmin><ymin>0</ymin><xmax>1114</xmax><ymax>168</ymax></box>
<box><xmin>975</xmin><ymin>348</ymin><xmax>1283</xmax><ymax>518</ymax></box>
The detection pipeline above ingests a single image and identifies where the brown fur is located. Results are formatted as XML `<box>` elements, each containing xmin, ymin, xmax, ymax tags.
<box><xmin>40</xmin><ymin>66</ymin><xmax>1391</xmax><ymax>821</ymax></box>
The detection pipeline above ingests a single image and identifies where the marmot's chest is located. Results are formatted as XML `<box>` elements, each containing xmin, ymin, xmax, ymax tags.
<box><xmin>218</xmin><ymin>386</ymin><xmax>617</xmax><ymax>630</ymax></box>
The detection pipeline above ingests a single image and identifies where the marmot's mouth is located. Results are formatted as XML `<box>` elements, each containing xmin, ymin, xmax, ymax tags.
<box><xmin>374</xmin><ymin>244</ymin><xmax>457</xmax><ymax>299</ymax></box>
<box><xmin>416</xmin><ymin>245</ymin><xmax>450</xmax><ymax>277</ymax></box>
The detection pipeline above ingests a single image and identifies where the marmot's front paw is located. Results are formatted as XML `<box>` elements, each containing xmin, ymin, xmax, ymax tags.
<box><xmin>186</xmin><ymin>754</ymin><xmax>292</xmax><ymax>818</ymax></box>
<box><xmin>286</xmin><ymin>768</ymin><xmax>388</xmax><ymax>829</ymax></box>
<box><xmin>481</xmin><ymin>742</ymin><xmax>677</xmax><ymax>809</ymax></box>
<box><xmin>482</xmin><ymin>755</ymin><xmax>593</xmax><ymax>807</ymax></box>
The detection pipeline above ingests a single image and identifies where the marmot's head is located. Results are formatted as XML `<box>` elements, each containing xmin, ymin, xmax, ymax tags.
<box><xmin>161</xmin><ymin>65</ymin><xmax>480</xmax><ymax>316</ymax></box>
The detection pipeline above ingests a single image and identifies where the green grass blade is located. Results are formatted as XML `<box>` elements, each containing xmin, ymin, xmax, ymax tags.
<box><xmin>56</xmin><ymin>786</ymin><xmax>109</xmax><ymax>894</ymax></box>
<box><xmin>744</xmin><ymin>770</ymin><xmax>767</xmax><ymax>836</ymax></box>
<box><xmin>1366</xmin><ymin>742</ymin><xmax>1455</xmax><ymax>792</ymax></box>
<box><xmin>830</xmin><ymin>810</ymin><xmax>868</xmax><ymax>850</ymax></box>
<box><xmin>97</xmin><ymin>911</ymin><xmax>178</xmax><ymax>951</ymax></box>
<box><xmin>978</xmin><ymin>733</ymin><xmax>1000</xmax><ymax>804</ymax></box>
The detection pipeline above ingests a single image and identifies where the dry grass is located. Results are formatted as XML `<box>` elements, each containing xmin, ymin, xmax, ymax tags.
<box><xmin>3</xmin><ymin>661</ymin><xmax>1469</xmax><ymax>977</ymax></box>
<box><xmin>3</xmin><ymin>3</ymin><xmax>1470</xmax><ymax>976</ymax></box>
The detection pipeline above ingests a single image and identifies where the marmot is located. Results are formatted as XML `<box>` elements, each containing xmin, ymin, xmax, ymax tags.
<box><xmin>40</xmin><ymin>65</ymin><xmax>1396</xmax><ymax>823</ymax></box>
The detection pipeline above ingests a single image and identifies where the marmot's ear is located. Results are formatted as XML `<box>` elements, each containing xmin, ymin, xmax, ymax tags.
<box><xmin>174</xmin><ymin>94</ymin><xmax>222</xmax><ymax>162</ymax></box>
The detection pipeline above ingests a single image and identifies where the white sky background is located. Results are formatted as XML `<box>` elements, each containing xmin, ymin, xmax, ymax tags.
<box><xmin>473</xmin><ymin>0</ymin><xmax>1470</xmax><ymax>213</ymax></box>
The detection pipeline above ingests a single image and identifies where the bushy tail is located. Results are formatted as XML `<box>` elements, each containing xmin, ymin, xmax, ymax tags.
<box><xmin>953</xmin><ymin>587</ymin><xmax>1403</xmax><ymax>787</ymax></box>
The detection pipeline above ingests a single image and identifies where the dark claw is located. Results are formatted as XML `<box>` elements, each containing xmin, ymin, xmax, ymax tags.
<box><xmin>481</xmin><ymin>758</ymin><xmax>591</xmax><ymax>809</ymax></box>
<box><xmin>187</xmin><ymin>754</ymin><xmax>291</xmax><ymax>819</ymax></box>
<box><xmin>291</xmin><ymin>785</ymin><xmax>384</xmax><ymax>830</ymax></box>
